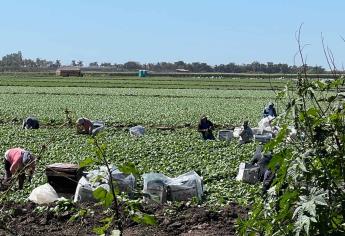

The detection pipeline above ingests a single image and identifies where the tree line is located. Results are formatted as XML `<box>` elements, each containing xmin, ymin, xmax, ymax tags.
<box><xmin>0</xmin><ymin>51</ymin><xmax>327</xmax><ymax>74</ymax></box>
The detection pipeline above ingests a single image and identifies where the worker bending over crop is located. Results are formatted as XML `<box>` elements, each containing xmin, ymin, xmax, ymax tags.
<box><xmin>23</xmin><ymin>117</ymin><xmax>39</xmax><ymax>129</ymax></box>
<box><xmin>198</xmin><ymin>115</ymin><xmax>215</xmax><ymax>140</ymax></box>
<box><xmin>263</xmin><ymin>102</ymin><xmax>277</xmax><ymax>118</ymax></box>
<box><xmin>3</xmin><ymin>148</ymin><xmax>36</xmax><ymax>189</ymax></box>
<box><xmin>76</xmin><ymin>118</ymin><xmax>105</xmax><ymax>136</ymax></box>
<box><xmin>239</xmin><ymin>121</ymin><xmax>253</xmax><ymax>145</ymax></box>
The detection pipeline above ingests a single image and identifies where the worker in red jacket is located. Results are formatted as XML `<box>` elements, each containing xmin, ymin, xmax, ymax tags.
<box><xmin>3</xmin><ymin>148</ymin><xmax>36</xmax><ymax>189</ymax></box>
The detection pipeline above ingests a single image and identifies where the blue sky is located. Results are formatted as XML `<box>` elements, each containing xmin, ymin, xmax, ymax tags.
<box><xmin>0</xmin><ymin>0</ymin><xmax>344</xmax><ymax>68</ymax></box>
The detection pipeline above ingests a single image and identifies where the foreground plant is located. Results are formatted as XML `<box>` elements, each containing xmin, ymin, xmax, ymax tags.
<box><xmin>80</xmin><ymin>134</ymin><xmax>155</xmax><ymax>235</ymax></box>
<box><xmin>238</xmin><ymin>29</ymin><xmax>345</xmax><ymax>235</ymax></box>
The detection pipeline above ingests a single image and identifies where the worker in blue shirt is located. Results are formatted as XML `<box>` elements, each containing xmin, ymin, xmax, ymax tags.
<box><xmin>263</xmin><ymin>102</ymin><xmax>277</xmax><ymax>118</ymax></box>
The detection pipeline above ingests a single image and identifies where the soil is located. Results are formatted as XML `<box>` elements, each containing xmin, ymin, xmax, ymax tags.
<box><xmin>0</xmin><ymin>201</ymin><xmax>248</xmax><ymax>236</ymax></box>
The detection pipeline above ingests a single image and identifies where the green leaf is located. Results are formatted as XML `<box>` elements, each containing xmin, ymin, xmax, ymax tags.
<box><xmin>118</xmin><ymin>162</ymin><xmax>140</xmax><ymax>176</ymax></box>
<box><xmin>79</xmin><ymin>157</ymin><xmax>95</xmax><ymax>168</ymax></box>
<box><xmin>306</xmin><ymin>107</ymin><xmax>319</xmax><ymax>117</ymax></box>
<box><xmin>93</xmin><ymin>187</ymin><xmax>107</xmax><ymax>200</ymax></box>
<box><xmin>104</xmin><ymin>191</ymin><xmax>114</xmax><ymax>208</ymax></box>
<box><xmin>132</xmin><ymin>214</ymin><xmax>156</xmax><ymax>225</ymax></box>
<box><xmin>265</xmin><ymin>125</ymin><xmax>288</xmax><ymax>150</ymax></box>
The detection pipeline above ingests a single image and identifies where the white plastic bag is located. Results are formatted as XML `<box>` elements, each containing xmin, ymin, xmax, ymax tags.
<box><xmin>258</xmin><ymin>116</ymin><xmax>274</xmax><ymax>129</ymax></box>
<box><xmin>236</xmin><ymin>163</ymin><xmax>260</xmax><ymax>184</ymax></box>
<box><xmin>74</xmin><ymin>177</ymin><xmax>95</xmax><ymax>203</ymax></box>
<box><xmin>74</xmin><ymin>166</ymin><xmax>135</xmax><ymax>203</ymax></box>
<box><xmin>29</xmin><ymin>183</ymin><xmax>59</xmax><ymax>204</ymax></box>
<box><xmin>92</xmin><ymin>120</ymin><xmax>105</xmax><ymax>136</ymax></box>
<box><xmin>129</xmin><ymin>125</ymin><xmax>145</xmax><ymax>137</ymax></box>
<box><xmin>233</xmin><ymin>127</ymin><xmax>242</xmax><ymax>138</ymax></box>
<box><xmin>143</xmin><ymin>171</ymin><xmax>203</xmax><ymax>203</ymax></box>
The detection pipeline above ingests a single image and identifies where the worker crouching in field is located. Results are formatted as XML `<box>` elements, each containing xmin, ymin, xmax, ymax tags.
<box><xmin>239</xmin><ymin>121</ymin><xmax>253</xmax><ymax>145</ymax></box>
<box><xmin>3</xmin><ymin>148</ymin><xmax>36</xmax><ymax>189</ymax></box>
<box><xmin>263</xmin><ymin>102</ymin><xmax>277</xmax><ymax>118</ymax></box>
<box><xmin>22</xmin><ymin>117</ymin><xmax>39</xmax><ymax>129</ymax></box>
<box><xmin>76</xmin><ymin>118</ymin><xmax>105</xmax><ymax>136</ymax></box>
<box><xmin>198</xmin><ymin>115</ymin><xmax>215</xmax><ymax>140</ymax></box>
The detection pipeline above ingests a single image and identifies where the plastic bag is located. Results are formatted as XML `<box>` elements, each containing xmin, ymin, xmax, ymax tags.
<box><xmin>218</xmin><ymin>130</ymin><xmax>233</xmax><ymax>141</ymax></box>
<box><xmin>74</xmin><ymin>177</ymin><xmax>95</xmax><ymax>203</ymax></box>
<box><xmin>236</xmin><ymin>163</ymin><xmax>260</xmax><ymax>184</ymax></box>
<box><xmin>258</xmin><ymin>116</ymin><xmax>274</xmax><ymax>129</ymax></box>
<box><xmin>74</xmin><ymin>166</ymin><xmax>135</xmax><ymax>203</ymax></box>
<box><xmin>92</xmin><ymin>120</ymin><xmax>105</xmax><ymax>136</ymax></box>
<box><xmin>129</xmin><ymin>125</ymin><xmax>145</xmax><ymax>137</ymax></box>
<box><xmin>254</xmin><ymin>133</ymin><xmax>273</xmax><ymax>143</ymax></box>
<box><xmin>143</xmin><ymin>171</ymin><xmax>203</xmax><ymax>203</ymax></box>
<box><xmin>111</xmin><ymin>169</ymin><xmax>136</xmax><ymax>192</ymax></box>
<box><xmin>233</xmin><ymin>127</ymin><xmax>242</xmax><ymax>138</ymax></box>
<box><xmin>29</xmin><ymin>183</ymin><xmax>59</xmax><ymax>204</ymax></box>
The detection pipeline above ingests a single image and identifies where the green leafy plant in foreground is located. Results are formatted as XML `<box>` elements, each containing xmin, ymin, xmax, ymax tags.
<box><xmin>238</xmin><ymin>33</ymin><xmax>345</xmax><ymax>235</ymax></box>
<box><xmin>80</xmin><ymin>134</ymin><xmax>156</xmax><ymax>235</ymax></box>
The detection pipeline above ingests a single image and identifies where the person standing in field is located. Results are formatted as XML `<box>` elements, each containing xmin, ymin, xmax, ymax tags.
<box><xmin>239</xmin><ymin>120</ymin><xmax>253</xmax><ymax>145</ymax></box>
<box><xmin>3</xmin><ymin>148</ymin><xmax>36</xmax><ymax>189</ymax></box>
<box><xmin>22</xmin><ymin>117</ymin><xmax>39</xmax><ymax>129</ymax></box>
<box><xmin>198</xmin><ymin>115</ymin><xmax>215</xmax><ymax>140</ymax></box>
<box><xmin>263</xmin><ymin>102</ymin><xmax>277</xmax><ymax>118</ymax></box>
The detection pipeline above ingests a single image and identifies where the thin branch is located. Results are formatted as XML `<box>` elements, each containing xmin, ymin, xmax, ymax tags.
<box><xmin>93</xmin><ymin>138</ymin><xmax>123</xmax><ymax>235</ymax></box>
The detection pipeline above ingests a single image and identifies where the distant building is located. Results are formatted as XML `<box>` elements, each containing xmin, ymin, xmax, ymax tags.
<box><xmin>56</xmin><ymin>67</ymin><xmax>82</xmax><ymax>77</ymax></box>
<box><xmin>176</xmin><ymin>69</ymin><xmax>189</xmax><ymax>73</ymax></box>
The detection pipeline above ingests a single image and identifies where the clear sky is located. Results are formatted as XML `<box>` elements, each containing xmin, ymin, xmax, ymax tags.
<box><xmin>0</xmin><ymin>0</ymin><xmax>344</xmax><ymax>68</ymax></box>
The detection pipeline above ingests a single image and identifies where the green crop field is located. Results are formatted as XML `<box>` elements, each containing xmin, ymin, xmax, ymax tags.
<box><xmin>0</xmin><ymin>75</ymin><xmax>281</xmax><ymax>206</ymax></box>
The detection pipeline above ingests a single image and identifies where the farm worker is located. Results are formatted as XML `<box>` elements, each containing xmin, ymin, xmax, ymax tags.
<box><xmin>239</xmin><ymin>121</ymin><xmax>253</xmax><ymax>145</ymax></box>
<box><xmin>3</xmin><ymin>148</ymin><xmax>36</xmax><ymax>189</ymax></box>
<box><xmin>262</xmin><ymin>164</ymin><xmax>280</xmax><ymax>195</ymax></box>
<box><xmin>198</xmin><ymin>115</ymin><xmax>215</xmax><ymax>140</ymax></box>
<box><xmin>251</xmin><ymin>145</ymin><xmax>263</xmax><ymax>164</ymax></box>
<box><xmin>22</xmin><ymin>116</ymin><xmax>39</xmax><ymax>129</ymax></box>
<box><xmin>251</xmin><ymin>146</ymin><xmax>273</xmax><ymax>180</ymax></box>
<box><xmin>76</xmin><ymin>118</ymin><xmax>105</xmax><ymax>136</ymax></box>
<box><xmin>263</xmin><ymin>102</ymin><xmax>277</xmax><ymax>118</ymax></box>
<box><xmin>76</xmin><ymin>117</ymin><xmax>93</xmax><ymax>134</ymax></box>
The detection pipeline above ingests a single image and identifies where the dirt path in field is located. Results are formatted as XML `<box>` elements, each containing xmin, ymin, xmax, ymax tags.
<box><xmin>0</xmin><ymin>201</ymin><xmax>247</xmax><ymax>236</ymax></box>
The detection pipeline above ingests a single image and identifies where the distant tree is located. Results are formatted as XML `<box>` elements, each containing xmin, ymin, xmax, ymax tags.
<box><xmin>23</xmin><ymin>59</ymin><xmax>37</xmax><ymax>68</ymax></box>
<box><xmin>174</xmin><ymin>61</ymin><xmax>186</xmax><ymax>69</ymax></box>
<box><xmin>124</xmin><ymin>61</ymin><xmax>142</xmax><ymax>71</ymax></box>
<box><xmin>54</xmin><ymin>60</ymin><xmax>61</xmax><ymax>68</ymax></box>
<box><xmin>77</xmin><ymin>60</ymin><xmax>83</xmax><ymax>67</ymax></box>
<box><xmin>1</xmin><ymin>51</ymin><xmax>23</xmax><ymax>68</ymax></box>
<box><xmin>71</xmin><ymin>60</ymin><xmax>77</xmax><ymax>67</ymax></box>
<box><xmin>100</xmin><ymin>62</ymin><xmax>112</xmax><ymax>67</ymax></box>
<box><xmin>89</xmin><ymin>62</ymin><xmax>99</xmax><ymax>67</ymax></box>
